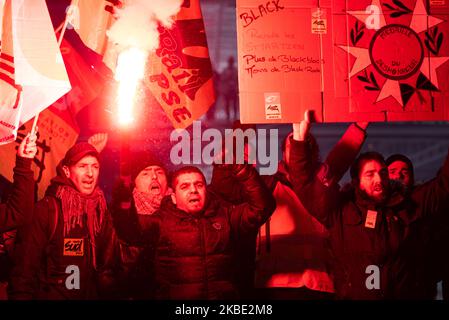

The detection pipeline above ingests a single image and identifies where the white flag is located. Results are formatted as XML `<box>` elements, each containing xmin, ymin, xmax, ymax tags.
<box><xmin>0</xmin><ymin>0</ymin><xmax>71</xmax><ymax>145</ymax></box>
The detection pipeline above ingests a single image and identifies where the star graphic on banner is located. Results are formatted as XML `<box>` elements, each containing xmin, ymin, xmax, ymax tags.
<box><xmin>338</xmin><ymin>46</ymin><xmax>371</xmax><ymax>77</ymax></box>
<box><xmin>376</xmin><ymin>79</ymin><xmax>403</xmax><ymax>105</ymax></box>
<box><xmin>340</xmin><ymin>0</ymin><xmax>449</xmax><ymax>107</ymax></box>
<box><xmin>420</xmin><ymin>57</ymin><xmax>449</xmax><ymax>89</ymax></box>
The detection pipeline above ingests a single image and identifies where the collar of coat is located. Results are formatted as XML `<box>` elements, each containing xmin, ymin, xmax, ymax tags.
<box><xmin>158</xmin><ymin>191</ymin><xmax>225</xmax><ymax>220</ymax></box>
<box><xmin>345</xmin><ymin>180</ymin><xmax>417</xmax><ymax>225</ymax></box>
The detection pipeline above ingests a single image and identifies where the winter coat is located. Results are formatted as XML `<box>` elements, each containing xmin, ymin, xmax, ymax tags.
<box><xmin>209</xmin><ymin>124</ymin><xmax>366</xmax><ymax>296</ymax></box>
<box><xmin>0</xmin><ymin>156</ymin><xmax>34</xmax><ymax>294</ymax></box>
<box><xmin>110</xmin><ymin>180</ymin><xmax>157</xmax><ymax>299</ymax></box>
<box><xmin>9</xmin><ymin>174</ymin><xmax>120</xmax><ymax>300</ymax></box>
<box><xmin>0</xmin><ymin>156</ymin><xmax>34</xmax><ymax>233</ymax></box>
<box><xmin>289</xmin><ymin>139</ymin><xmax>449</xmax><ymax>300</ymax></box>
<box><xmin>119</xmin><ymin>164</ymin><xmax>276</xmax><ymax>299</ymax></box>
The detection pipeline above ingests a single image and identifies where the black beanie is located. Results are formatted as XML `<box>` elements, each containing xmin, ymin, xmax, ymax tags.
<box><xmin>62</xmin><ymin>142</ymin><xmax>99</xmax><ymax>167</ymax></box>
<box><xmin>385</xmin><ymin>153</ymin><xmax>414</xmax><ymax>183</ymax></box>
<box><xmin>129</xmin><ymin>151</ymin><xmax>167</xmax><ymax>181</ymax></box>
<box><xmin>386</xmin><ymin>154</ymin><xmax>414</xmax><ymax>172</ymax></box>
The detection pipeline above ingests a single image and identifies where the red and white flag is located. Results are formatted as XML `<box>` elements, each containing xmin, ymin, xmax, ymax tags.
<box><xmin>0</xmin><ymin>36</ymin><xmax>107</xmax><ymax>199</ymax></box>
<box><xmin>0</xmin><ymin>0</ymin><xmax>71</xmax><ymax>145</ymax></box>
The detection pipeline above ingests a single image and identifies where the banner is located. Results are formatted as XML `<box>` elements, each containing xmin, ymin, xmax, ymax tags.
<box><xmin>0</xmin><ymin>25</ymin><xmax>107</xmax><ymax>199</ymax></box>
<box><xmin>0</xmin><ymin>106</ymin><xmax>79</xmax><ymax>199</ymax></box>
<box><xmin>0</xmin><ymin>0</ymin><xmax>4</xmax><ymax>40</ymax></box>
<box><xmin>64</xmin><ymin>0</ymin><xmax>117</xmax><ymax>70</ymax></box>
<box><xmin>237</xmin><ymin>0</ymin><xmax>449</xmax><ymax>123</ymax></box>
<box><xmin>330</xmin><ymin>0</ymin><xmax>449</xmax><ymax>122</ymax></box>
<box><xmin>66</xmin><ymin>0</ymin><xmax>112</xmax><ymax>55</ymax></box>
<box><xmin>0</xmin><ymin>0</ymin><xmax>21</xmax><ymax>143</ymax></box>
<box><xmin>0</xmin><ymin>0</ymin><xmax>71</xmax><ymax>144</ymax></box>
<box><xmin>145</xmin><ymin>0</ymin><xmax>215</xmax><ymax>129</ymax></box>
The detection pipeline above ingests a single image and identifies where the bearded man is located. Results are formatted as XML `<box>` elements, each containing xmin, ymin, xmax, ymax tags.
<box><xmin>289</xmin><ymin>115</ymin><xmax>449</xmax><ymax>299</ymax></box>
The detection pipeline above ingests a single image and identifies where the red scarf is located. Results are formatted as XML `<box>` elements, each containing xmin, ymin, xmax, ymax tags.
<box><xmin>55</xmin><ymin>184</ymin><xmax>107</xmax><ymax>269</ymax></box>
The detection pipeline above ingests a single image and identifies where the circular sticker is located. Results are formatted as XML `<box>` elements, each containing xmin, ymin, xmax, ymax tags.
<box><xmin>212</xmin><ymin>222</ymin><xmax>222</xmax><ymax>230</ymax></box>
<box><xmin>369</xmin><ymin>24</ymin><xmax>424</xmax><ymax>80</ymax></box>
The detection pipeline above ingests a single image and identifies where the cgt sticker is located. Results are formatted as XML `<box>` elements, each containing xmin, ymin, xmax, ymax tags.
<box><xmin>311</xmin><ymin>8</ymin><xmax>327</xmax><ymax>34</ymax></box>
<box><xmin>63</xmin><ymin>238</ymin><xmax>84</xmax><ymax>256</ymax></box>
<box><xmin>264</xmin><ymin>92</ymin><xmax>282</xmax><ymax>120</ymax></box>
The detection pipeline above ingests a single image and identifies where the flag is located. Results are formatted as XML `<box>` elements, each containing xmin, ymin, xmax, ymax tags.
<box><xmin>59</xmin><ymin>34</ymin><xmax>111</xmax><ymax>115</ymax></box>
<box><xmin>145</xmin><ymin>0</ymin><xmax>215</xmax><ymax>129</ymax></box>
<box><xmin>0</xmin><ymin>106</ymin><xmax>79</xmax><ymax>200</ymax></box>
<box><xmin>0</xmin><ymin>19</ymin><xmax>109</xmax><ymax>199</ymax></box>
<box><xmin>0</xmin><ymin>0</ymin><xmax>21</xmax><ymax>143</ymax></box>
<box><xmin>64</xmin><ymin>0</ymin><xmax>215</xmax><ymax>129</ymax></box>
<box><xmin>65</xmin><ymin>0</ymin><xmax>116</xmax><ymax>70</ymax></box>
<box><xmin>0</xmin><ymin>0</ymin><xmax>71</xmax><ymax>145</ymax></box>
<box><xmin>66</xmin><ymin>0</ymin><xmax>112</xmax><ymax>55</ymax></box>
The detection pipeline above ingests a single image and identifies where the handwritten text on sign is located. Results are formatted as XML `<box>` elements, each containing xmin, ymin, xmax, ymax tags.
<box><xmin>242</xmin><ymin>54</ymin><xmax>323</xmax><ymax>78</ymax></box>
<box><xmin>237</xmin><ymin>0</ymin><xmax>327</xmax><ymax>123</ymax></box>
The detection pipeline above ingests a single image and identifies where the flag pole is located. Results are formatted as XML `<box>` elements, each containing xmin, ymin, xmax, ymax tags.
<box><xmin>57</xmin><ymin>0</ymin><xmax>79</xmax><ymax>47</ymax></box>
<box><xmin>31</xmin><ymin>0</ymin><xmax>78</xmax><ymax>135</ymax></box>
<box><xmin>30</xmin><ymin>115</ymin><xmax>39</xmax><ymax>136</ymax></box>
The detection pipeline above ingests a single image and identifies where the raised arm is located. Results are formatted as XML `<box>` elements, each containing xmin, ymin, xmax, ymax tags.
<box><xmin>411</xmin><ymin>146</ymin><xmax>449</xmax><ymax>220</ymax></box>
<box><xmin>227</xmin><ymin>164</ymin><xmax>276</xmax><ymax>234</ymax></box>
<box><xmin>289</xmin><ymin>112</ymin><xmax>341</xmax><ymax>228</ymax></box>
<box><xmin>324</xmin><ymin>122</ymin><xmax>367</xmax><ymax>184</ymax></box>
<box><xmin>0</xmin><ymin>132</ymin><xmax>37</xmax><ymax>233</ymax></box>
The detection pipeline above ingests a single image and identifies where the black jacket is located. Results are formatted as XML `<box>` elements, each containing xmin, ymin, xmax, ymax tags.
<box><xmin>110</xmin><ymin>180</ymin><xmax>158</xmax><ymax>299</ymax></box>
<box><xmin>117</xmin><ymin>164</ymin><xmax>276</xmax><ymax>299</ymax></box>
<box><xmin>207</xmin><ymin>124</ymin><xmax>366</xmax><ymax>297</ymax></box>
<box><xmin>0</xmin><ymin>156</ymin><xmax>34</xmax><ymax>233</ymax></box>
<box><xmin>289</xmin><ymin>139</ymin><xmax>449</xmax><ymax>299</ymax></box>
<box><xmin>9</xmin><ymin>174</ymin><xmax>120</xmax><ymax>300</ymax></box>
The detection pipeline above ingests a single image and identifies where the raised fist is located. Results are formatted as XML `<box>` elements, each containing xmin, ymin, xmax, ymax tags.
<box><xmin>17</xmin><ymin>130</ymin><xmax>38</xmax><ymax>159</ymax></box>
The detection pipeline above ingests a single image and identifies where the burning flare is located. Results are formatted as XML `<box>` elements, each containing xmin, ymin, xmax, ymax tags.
<box><xmin>106</xmin><ymin>0</ymin><xmax>182</xmax><ymax>126</ymax></box>
<box><xmin>114</xmin><ymin>47</ymin><xmax>147</xmax><ymax>125</ymax></box>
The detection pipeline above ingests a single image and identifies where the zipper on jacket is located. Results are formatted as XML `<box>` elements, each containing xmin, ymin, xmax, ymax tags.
<box><xmin>198</xmin><ymin>218</ymin><xmax>209</xmax><ymax>298</ymax></box>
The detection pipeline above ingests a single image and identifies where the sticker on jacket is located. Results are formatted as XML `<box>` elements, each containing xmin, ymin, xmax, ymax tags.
<box><xmin>365</xmin><ymin>210</ymin><xmax>377</xmax><ymax>229</ymax></box>
<box><xmin>63</xmin><ymin>238</ymin><xmax>84</xmax><ymax>256</ymax></box>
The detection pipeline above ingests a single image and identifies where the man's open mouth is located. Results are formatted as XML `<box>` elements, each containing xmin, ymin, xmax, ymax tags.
<box><xmin>149</xmin><ymin>183</ymin><xmax>161</xmax><ymax>194</ymax></box>
<box><xmin>373</xmin><ymin>185</ymin><xmax>383</xmax><ymax>193</ymax></box>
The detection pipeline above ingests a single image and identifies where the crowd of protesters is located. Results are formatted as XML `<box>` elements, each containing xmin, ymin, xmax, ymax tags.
<box><xmin>1</xmin><ymin>112</ymin><xmax>448</xmax><ymax>300</ymax></box>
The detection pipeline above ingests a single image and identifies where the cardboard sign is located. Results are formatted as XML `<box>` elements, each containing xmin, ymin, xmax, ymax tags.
<box><xmin>237</xmin><ymin>0</ymin><xmax>331</xmax><ymax>123</ymax></box>
<box><xmin>237</xmin><ymin>0</ymin><xmax>449</xmax><ymax>123</ymax></box>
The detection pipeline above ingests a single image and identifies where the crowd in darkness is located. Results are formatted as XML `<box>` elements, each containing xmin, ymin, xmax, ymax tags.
<box><xmin>1</xmin><ymin>111</ymin><xmax>448</xmax><ymax>300</ymax></box>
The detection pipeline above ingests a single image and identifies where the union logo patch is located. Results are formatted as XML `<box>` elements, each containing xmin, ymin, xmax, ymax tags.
<box><xmin>63</xmin><ymin>238</ymin><xmax>84</xmax><ymax>256</ymax></box>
